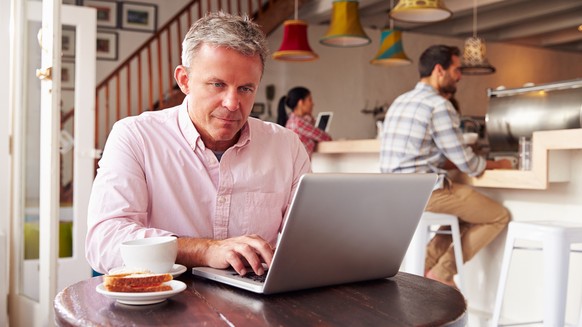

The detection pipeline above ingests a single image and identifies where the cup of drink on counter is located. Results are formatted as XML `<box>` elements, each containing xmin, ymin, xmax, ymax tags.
<box><xmin>518</xmin><ymin>136</ymin><xmax>532</xmax><ymax>171</ymax></box>
<box><xmin>120</xmin><ymin>236</ymin><xmax>178</xmax><ymax>273</ymax></box>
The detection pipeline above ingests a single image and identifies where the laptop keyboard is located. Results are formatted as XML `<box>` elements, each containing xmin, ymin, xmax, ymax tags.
<box><xmin>232</xmin><ymin>271</ymin><xmax>267</xmax><ymax>283</ymax></box>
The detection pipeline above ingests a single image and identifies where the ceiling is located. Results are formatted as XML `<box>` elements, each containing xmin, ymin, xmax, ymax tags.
<box><xmin>299</xmin><ymin>0</ymin><xmax>582</xmax><ymax>53</ymax></box>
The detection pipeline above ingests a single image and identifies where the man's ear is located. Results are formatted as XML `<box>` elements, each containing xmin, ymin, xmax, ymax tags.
<box><xmin>174</xmin><ymin>65</ymin><xmax>190</xmax><ymax>94</ymax></box>
<box><xmin>434</xmin><ymin>64</ymin><xmax>445</xmax><ymax>77</ymax></box>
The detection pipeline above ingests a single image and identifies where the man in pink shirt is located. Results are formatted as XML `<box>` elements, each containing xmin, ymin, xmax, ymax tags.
<box><xmin>85</xmin><ymin>12</ymin><xmax>311</xmax><ymax>277</ymax></box>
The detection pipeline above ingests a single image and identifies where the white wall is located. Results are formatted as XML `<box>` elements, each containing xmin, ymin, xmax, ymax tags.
<box><xmin>260</xmin><ymin>24</ymin><xmax>582</xmax><ymax>140</ymax></box>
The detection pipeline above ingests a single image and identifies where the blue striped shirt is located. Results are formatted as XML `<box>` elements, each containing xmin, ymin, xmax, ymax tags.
<box><xmin>380</xmin><ymin>82</ymin><xmax>486</xmax><ymax>189</ymax></box>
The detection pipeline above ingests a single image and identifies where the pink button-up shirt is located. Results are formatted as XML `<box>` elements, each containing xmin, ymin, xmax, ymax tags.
<box><xmin>86</xmin><ymin>98</ymin><xmax>311</xmax><ymax>273</ymax></box>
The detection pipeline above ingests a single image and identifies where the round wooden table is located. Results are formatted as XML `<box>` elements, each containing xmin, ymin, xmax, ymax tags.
<box><xmin>55</xmin><ymin>272</ymin><xmax>467</xmax><ymax>326</ymax></box>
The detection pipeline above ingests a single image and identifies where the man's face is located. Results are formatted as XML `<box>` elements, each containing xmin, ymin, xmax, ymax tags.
<box><xmin>176</xmin><ymin>44</ymin><xmax>262</xmax><ymax>151</ymax></box>
<box><xmin>439</xmin><ymin>55</ymin><xmax>462</xmax><ymax>95</ymax></box>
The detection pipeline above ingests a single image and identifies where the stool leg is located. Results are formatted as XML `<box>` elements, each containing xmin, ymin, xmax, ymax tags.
<box><xmin>450</xmin><ymin>222</ymin><xmax>465</xmax><ymax>293</ymax></box>
<box><xmin>543</xmin><ymin>236</ymin><xmax>569</xmax><ymax>327</ymax></box>
<box><xmin>404</xmin><ymin>222</ymin><xmax>428</xmax><ymax>276</ymax></box>
<box><xmin>491</xmin><ymin>228</ymin><xmax>515</xmax><ymax>327</ymax></box>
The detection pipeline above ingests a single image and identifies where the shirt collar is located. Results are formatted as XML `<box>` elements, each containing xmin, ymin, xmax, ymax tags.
<box><xmin>416</xmin><ymin>81</ymin><xmax>438</xmax><ymax>94</ymax></box>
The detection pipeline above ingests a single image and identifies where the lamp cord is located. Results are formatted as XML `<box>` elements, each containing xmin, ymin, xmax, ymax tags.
<box><xmin>390</xmin><ymin>0</ymin><xmax>394</xmax><ymax>30</ymax></box>
<box><xmin>473</xmin><ymin>0</ymin><xmax>477</xmax><ymax>37</ymax></box>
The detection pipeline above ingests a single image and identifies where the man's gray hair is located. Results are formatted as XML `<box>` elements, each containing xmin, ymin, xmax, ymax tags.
<box><xmin>181</xmin><ymin>11</ymin><xmax>269</xmax><ymax>72</ymax></box>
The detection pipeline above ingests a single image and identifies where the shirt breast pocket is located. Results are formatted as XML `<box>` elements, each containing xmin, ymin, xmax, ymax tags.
<box><xmin>239</xmin><ymin>192</ymin><xmax>286</xmax><ymax>244</ymax></box>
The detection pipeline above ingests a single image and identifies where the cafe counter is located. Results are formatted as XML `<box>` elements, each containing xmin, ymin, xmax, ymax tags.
<box><xmin>312</xmin><ymin>128</ymin><xmax>582</xmax><ymax>324</ymax></box>
<box><xmin>313</xmin><ymin>128</ymin><xmax>582</xmax><ymax>190</ymax></box>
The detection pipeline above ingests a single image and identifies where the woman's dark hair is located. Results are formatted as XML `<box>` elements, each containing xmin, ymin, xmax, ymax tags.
<box><xmin>276</xmin><ymin>86</ymin><xmax>311</xmax><ymax>126</ymax></box>
<box><xmin>418</xmin><ymin>45</ymin><xmax>460</xmax><ymax>78</ymax></box>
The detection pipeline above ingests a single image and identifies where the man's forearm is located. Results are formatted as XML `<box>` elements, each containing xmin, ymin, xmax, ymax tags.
<box><xmin>176</xmin><ymin>237</ymin><xmax>214</xmax><ymax>268</ymax></box>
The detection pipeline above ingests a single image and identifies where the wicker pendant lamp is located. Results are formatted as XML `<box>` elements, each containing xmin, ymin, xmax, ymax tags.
<box><xmin>460</xmin><ymin>0</ymin><xmax>495</xmax><ymax>75</ymax></box>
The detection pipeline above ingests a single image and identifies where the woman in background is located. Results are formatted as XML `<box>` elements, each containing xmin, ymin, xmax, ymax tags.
<box><xmin>277</xmin><ymin>87</ymin><xmax>332</xmax><ymax>157</ymax></box>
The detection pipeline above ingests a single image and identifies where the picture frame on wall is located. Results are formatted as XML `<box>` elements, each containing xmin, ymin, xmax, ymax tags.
<box><xmin>61</xmin><ymin>62</ymin><xmax>75</xmax><ymax>90</ymax></box>
<box><xmin>61</xmin><ymin>27</ymin><xmax>76</xmax><ymax>59</ymax></box>
<box><xmin>120</xmin><ymin>2</ymin><xmax>157</xmax><ymax>33</ymax></box>
<box><xmin>96</xmin><ymin>30</ymin><xmax>118</xmax><ymax>61</ymax></box>
<box><xmin>82</xmin><ymin>0</ymin><xmax>118</xmax><ymax>28</ymax></box>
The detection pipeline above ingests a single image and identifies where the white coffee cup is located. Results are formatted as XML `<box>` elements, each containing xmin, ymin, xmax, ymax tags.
<box><xmin>120</xmin><ymin>236</ymin><xmax>178</xmax><ymax>273</ymax></box>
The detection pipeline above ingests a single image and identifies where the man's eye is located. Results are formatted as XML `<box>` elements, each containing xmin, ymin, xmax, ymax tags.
<box><xmin>212</xmin><ymin>82</ymin><xmax>224</xmax><ymax>88</ymax></box>
<box><xmin>240</xmin><ymin>86</ymin><xmax>254</xmax><ymax>93</ymax></box>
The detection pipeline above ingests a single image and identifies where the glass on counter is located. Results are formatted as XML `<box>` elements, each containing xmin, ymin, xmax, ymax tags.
<box><xmin>518</xmin><ymin>137</ymin><xmax>532</xmax><ymax>170</ymax></box>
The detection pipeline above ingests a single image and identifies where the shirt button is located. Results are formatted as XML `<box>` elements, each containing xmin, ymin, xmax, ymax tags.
<box><xmin>217</xmin><ymin>196</ymin><xmax>226</xmax><ymax>204</ymax></box>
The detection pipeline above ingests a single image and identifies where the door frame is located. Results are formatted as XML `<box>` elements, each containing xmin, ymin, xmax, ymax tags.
<box><xmin>8</xmin><ymin>2</ymin><xmax>96</xmax><ymax>325</ymax></box>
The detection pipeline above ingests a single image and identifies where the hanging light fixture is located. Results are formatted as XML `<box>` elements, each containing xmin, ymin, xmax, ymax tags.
<box><xmin>389</xmin><ymin>0</ymin><xmax>452</xmax><ymax>23</ymax></box>
<box><xmin>370</xmin><ymin>1</ymin><xmax>411</xmax><ymax>66</ymax></box>
<box><xmin>320</xmin><ymin>0</ymin><xmax>371</xmax><ymax>47</ymax></box>
<box><xmin>460</xmin><ymin>0</ymin><xmax>495</xmax><ymax>75</ymax></box>
<box><xmin>272</xmin><ymin>0</ymin><xmax>318</xmax><ymax>62</ymax></box>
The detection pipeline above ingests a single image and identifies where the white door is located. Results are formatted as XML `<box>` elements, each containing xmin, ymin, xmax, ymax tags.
<box><xmin>8</xmin><ymin>2</ymin><xmax>96</xmax><ymax>326</ymax></box>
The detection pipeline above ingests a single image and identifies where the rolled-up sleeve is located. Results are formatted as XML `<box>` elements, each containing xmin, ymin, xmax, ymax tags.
<box><xmin>431</xmin><ymin>102</ymin><xmax>486</xmax><ymax>177</ymax></box>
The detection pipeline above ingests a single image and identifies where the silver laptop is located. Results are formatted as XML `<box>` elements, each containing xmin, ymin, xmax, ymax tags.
<box><xmin>191</xmin><ymin>172</ymin><xmax>437</xmax><ymax>294</ymax></box>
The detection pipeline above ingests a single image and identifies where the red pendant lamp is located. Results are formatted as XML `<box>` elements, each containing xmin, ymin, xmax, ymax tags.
<box><xmin>272</xmin><ymin>0</ymin><xmax>319</xmax><ymax>62</ymax></box>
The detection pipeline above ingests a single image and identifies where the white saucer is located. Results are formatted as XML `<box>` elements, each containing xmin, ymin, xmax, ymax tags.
<box><xmin>169</xmin><ymin>264</ymin><xmax>187</xmax><ymax>278</ymax></box>
<box><xmin>96</xmin><ymin>280</ymin><xmax>186</xmax><ymax>305</ymax></box>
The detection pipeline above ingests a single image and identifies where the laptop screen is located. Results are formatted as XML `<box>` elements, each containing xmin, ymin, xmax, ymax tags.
<box><xmin>315</xmin><ymin>112</ymin><xmax>333</xmax><ymax>132</ymax></box>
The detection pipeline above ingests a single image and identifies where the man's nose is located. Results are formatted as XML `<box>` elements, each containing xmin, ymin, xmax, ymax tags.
<box><xmin>222</xmin><ymin>90</ymin><xmax>240</xmax><ymax>111</ymax></box>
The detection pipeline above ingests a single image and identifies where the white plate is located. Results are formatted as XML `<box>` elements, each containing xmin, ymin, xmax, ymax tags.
<box><xmin>169</xmin><ymin>264</ymin><xmax>187</xmax><ymax>278</ymax></box>
<box><xmin>96</xmin><ymin>280</ymin><xmax>186</xmax><ymax>305</ymax></box>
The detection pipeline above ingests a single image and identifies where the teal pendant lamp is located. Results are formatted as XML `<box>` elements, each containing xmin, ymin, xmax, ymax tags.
<box><xmin>370</xmin><ymin>29</ymin><xmax>411</xmax><ymax>66</ymax></box>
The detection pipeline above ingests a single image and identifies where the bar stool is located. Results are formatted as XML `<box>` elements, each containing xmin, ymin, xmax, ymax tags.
<box><xmin>404</xmin><ymin>211</ymin><xmax>465</xmax><ymax>293</ymax></box>
<box><xmin>491</xmin><ymin>220</ymin><xmax>582</xmax><ymax>327</ymax></box>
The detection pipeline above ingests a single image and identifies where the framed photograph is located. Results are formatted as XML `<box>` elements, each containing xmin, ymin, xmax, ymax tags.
<box><xmin>61</xmin><ymin>62</ymin><xmax>75</xmax><ymax>90</ymax></box>
<box><xmin>96</xmin><ymin>30</ymin><xmax>118</xmax><ymax>61</ymax></box>
<box><xmin>61</xmin><ymin>27</ymin><xmax>76</xmax><ymax>59</ymax></box>
<box><xmin>252</xmin><ymin>103</ymin><xmax>265</xmax><ymax>115</ymax></box>
<box><xmin>83</xmin><ymin>0</ymin><xmax>118</xmax><ymax>28</ymax></box>
<box><xmin>120</xmin><ymin>2</ymin><xmax>157</xmax><ymax>33</ymax></box>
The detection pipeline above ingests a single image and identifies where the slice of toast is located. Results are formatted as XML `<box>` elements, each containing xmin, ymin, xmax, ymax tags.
<box><xmin>103</xmin><ymin>271</ymin><xmax>173</xmax><ymax>292</ymax></box>
<box><xmin>105</xmin><ymin>283</ymin><xmax>173</xmax><ymax>293</ymax></box>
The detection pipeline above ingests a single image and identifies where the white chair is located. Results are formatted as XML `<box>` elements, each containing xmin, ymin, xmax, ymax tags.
<box><xmin>491</xmin><ymin>221</ymin><xmax>582</xmax><ymax>327</ymax></box>
<box><xmin>404</xmin><ymin>211</ymin><xmax>465</xmax><ymax>293</ymax></box>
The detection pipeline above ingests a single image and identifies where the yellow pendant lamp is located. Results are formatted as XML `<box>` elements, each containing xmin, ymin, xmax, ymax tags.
<box><xmin>389</xmin><ymin>0</ymin><xmax>452</xmax><ymax>23</ymax></box>
<box><xmin>272</xmin><ymin>0</ymin><xmax>319</xmax><ymax>62</ymax></box>
<box><xmin>370</xmin><ymin>29</ymin><xmax>411</xmax><ymax>66</ymax></box>
<box><xmin>320</xmin><ymin>0</ymin><xmax>371</xmax><ymax>47</ymax></box>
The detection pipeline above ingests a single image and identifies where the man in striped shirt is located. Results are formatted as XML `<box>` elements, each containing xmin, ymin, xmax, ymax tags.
<box><xmin>380</xmin><ymin>45</ymin><xmax>512</xmax><ymax>288</ymax></box>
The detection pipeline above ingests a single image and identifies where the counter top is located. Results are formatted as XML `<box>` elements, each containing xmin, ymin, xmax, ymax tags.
<box><xmin>314</xmin><ymin>129</ymin><xmax>582</xmax><ymax>190</ymax></box>
<box><xmin>316</xmin><ymin>139</ymin><xmax>380</xmax><ymax>154</ymax></box>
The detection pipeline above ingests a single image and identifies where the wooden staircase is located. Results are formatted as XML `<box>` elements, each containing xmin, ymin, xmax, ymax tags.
<box><xmin>94</xmin><ymin>0</ymin><xmax>313</xmax><ymax>154</ymax></box>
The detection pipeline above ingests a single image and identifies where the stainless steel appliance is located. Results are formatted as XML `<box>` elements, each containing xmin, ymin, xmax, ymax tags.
<box><xmin>486</xmin><ymin>78</ymin><xmax>582</xmax><ymax>154</ymax></box>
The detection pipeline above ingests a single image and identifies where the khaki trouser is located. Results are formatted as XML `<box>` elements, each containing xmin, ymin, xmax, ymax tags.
<box><xmin>424</xmin><ymin>181</ymin><xmax>510</xmax><ymax>281</ymax></box>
